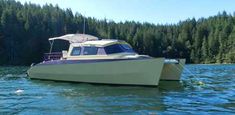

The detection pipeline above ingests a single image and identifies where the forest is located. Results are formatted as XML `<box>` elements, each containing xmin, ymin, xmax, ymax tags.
<box><xmin>0</xmin><ymin>0</ymin><xmax>234</xmax><ymax>65</ymax></box>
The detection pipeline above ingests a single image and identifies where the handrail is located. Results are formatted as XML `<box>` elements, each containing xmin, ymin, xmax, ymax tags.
<box><xmin>43</xmin><ymin>52</ymin><xmax>62</xmax><ymax>61</ymax></box>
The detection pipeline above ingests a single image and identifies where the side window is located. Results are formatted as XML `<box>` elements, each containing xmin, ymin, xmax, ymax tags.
<box><xmin>83</xmin><ymin>47</ymin><xmax>98</xmax><ymax>55</ymax></box>
<box><xmin>70</xmin><ymin>47</ymin><xmax>81</xmax><ymax>56</ymax></box>
<box><xmin>104</xmin><ymin>44</ymin><xmax>123</xmax><ymax>54</ymax></box>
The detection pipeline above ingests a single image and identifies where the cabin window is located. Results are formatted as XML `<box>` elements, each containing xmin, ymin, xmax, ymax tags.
<box><xmin>104</xmin><ymin>44</ymin><xmax>134</xmax><ymax>54</ymax></box>
<box><xmin>104</xmin><ymin>44</ymin><xmax>123</xmax><ymax>54</ymax></box>
<box><xmin>83</xmin><ymin>46</ymin><xmax>98</xmax><ymax>55</ymax></box>
<box><xmin>70</xmin><ymin>47</ymin><xmax>81</xmax><ymax>56</ymax></box>
<box><xmin>120</xmin><ymin>44</ymin><xmax>134</xmax><ymax>52</ymax></box>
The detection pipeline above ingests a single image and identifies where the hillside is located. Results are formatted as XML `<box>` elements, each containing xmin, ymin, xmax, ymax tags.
<box><xmin>0</xmin><ymin>0</ymin><xmax>234</xmax><ymax>65</ymax></box>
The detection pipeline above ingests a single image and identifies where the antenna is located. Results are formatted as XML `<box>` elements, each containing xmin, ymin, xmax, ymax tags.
<box><xmin>83</xmin><ymin>15</ymin><xmax>86</xmax><ymax>34</ymax></box>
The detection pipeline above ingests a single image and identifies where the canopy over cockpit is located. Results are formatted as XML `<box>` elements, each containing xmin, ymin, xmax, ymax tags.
<box><xmin>49</xmin><ymin>34</ymin><xmax>99</xmax><ymax>43</ymax></box>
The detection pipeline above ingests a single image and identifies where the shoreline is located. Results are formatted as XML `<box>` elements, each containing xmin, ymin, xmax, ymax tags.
<box><xmin>0</xmin><ymin>63</ymin><xmax>234</xmax><ymax>66</ymax></box>
<box><xmin>186</xmin><ymin>63</ymin><xmax>235</xmax><ymax>65</ymax></box>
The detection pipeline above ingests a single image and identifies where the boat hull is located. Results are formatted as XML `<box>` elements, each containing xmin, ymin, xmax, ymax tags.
<box><xmin>27</xmin><ymin>58</ymin><xmax>165</xmax><ymax>86</ymax></box>
<box><xmin>160</xmin><ymin>59</ymin><xmax>186</xmax><ymax>80</ymax></box>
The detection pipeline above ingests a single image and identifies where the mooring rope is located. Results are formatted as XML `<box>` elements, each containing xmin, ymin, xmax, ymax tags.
<box><xmin>177</xmin><ymin>61</ymin><xmax>205</xmax><ymax>86</ymax></box>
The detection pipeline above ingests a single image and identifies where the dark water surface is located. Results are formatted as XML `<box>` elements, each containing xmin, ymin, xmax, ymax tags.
<box><xmin>0</xmin><ymin>65</ymin><xmax>235</xmax><ymax>114</ymax></box>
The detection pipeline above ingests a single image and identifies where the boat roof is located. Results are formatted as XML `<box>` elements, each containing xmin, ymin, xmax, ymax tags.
<box><xmin>49</xmin><ymin>34</ymin><xmax>99</xmax><ymax>43</ymax></box>
<box><xmin>48</xmin><ymin>34</ymin><xmax>128</xmax><ymax>47</ymax></box>
<box><xmin>71</xmin><ymin>39</ymin><xmax>126</xmax><ymax>47</ymax></box>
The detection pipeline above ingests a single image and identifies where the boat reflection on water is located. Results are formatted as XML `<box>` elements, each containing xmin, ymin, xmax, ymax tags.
<box><xmin>158</xmin><ymin>81</ymin><xmax>185</xmax><ymax>91</ymax></box>
<box><xmin>30</xmin><ymin>79</ymin><xmax>171</xmax><ymax>113</ymax></box>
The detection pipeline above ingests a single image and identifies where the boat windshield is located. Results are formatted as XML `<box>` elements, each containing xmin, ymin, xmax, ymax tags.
<box><xmin>104</xmin><ymin>44</ymin><xmax>135</xmax><ymax>54</ymax></box>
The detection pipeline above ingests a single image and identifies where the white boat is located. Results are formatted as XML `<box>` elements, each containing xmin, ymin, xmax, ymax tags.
<box><xmin>27</xmin><ymin>34</ymin><xmax>185</xmax><ymax>86</ymax></box>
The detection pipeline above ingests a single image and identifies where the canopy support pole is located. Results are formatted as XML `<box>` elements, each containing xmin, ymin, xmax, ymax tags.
<box><xmin>49</xmin><ymin>40</ymin><xmax>54</xmax><ymax>53</ymax></box>
<box><xmin>48</xmin><ymin>40</ymin><xmax>55</xmax><ymax>60</ymax></box>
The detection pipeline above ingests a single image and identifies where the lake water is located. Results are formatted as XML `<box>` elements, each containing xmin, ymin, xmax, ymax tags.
<box><xmin>0</xmin><ymin>64</ymin><xmax>235</xmax><ymax>114</ymax></box>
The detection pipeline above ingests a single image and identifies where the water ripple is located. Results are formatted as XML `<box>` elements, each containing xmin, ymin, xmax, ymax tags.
<box><xmin>0</xmin><ymin>64</ymin><xmax>235</xmax><ymax>114</ymax></box>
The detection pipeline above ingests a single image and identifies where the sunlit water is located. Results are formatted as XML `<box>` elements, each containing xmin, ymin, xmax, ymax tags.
<box><xmin>0</xmin><ymin>65</ymin><xmax>235</xmax><ymax>114</ymax></box>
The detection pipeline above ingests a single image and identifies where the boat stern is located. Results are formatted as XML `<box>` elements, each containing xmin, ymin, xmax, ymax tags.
<box><xmin>160</xmin><ymin>59</ymin><xmax>186</xmax><ymax>81</ymax></box>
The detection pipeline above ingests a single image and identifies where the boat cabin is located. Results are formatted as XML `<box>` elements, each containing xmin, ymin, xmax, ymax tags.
<box><xmin>44</xmin><ymin>34</ymin><xmax>137</xmax><ymax>61</ymax></box>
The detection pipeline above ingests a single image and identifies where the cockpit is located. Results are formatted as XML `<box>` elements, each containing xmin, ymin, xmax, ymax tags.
<box><xmin>44</xmin><ymin>34</ymin><xmax>138</xmax><ymax>61</ymax></box>
<box><xmin>69</xmin><ymin>42</ymin><xmax>135</xmax><ymax>57</ymax></box>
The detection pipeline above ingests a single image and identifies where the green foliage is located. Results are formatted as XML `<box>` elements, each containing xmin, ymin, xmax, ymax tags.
<box><xmin>0</xmin><ymin>0</ymin><xmax>234</xmax><ymax>65</ymax></box>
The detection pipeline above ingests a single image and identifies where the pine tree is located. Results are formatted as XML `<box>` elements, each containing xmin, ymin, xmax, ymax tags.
<box><xmin>0</xmin><ymin>0</ymin><xmax>235</xmax><ymax>65</ymax></box>
<box><xmin>201</xmin><ymin>36</ymin><xmax>209</xmax><ymax>63</ymax></box>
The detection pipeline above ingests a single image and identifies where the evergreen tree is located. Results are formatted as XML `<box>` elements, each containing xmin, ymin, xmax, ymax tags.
<box><xmin>0</xmin><ymin>0</ymin><xmax>234</xmax><ymax>65</ymax></box>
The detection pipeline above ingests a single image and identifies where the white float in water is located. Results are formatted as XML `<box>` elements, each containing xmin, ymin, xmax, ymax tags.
<box><xmin>15</xmin><ymin>89</ymin><xmax>24</xmax><ymax>94</ymax></box>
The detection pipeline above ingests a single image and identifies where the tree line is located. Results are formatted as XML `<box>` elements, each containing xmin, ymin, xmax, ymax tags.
<box><xmin>0</xmin><ymin>0</ymin><xmax>234</xmax><ymax>65</ymax></box>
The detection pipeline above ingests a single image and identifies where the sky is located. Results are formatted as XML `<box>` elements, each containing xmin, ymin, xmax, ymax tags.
<box><xmin>16</xmin><ymin>0</ymin><xmax>235</xmax><ymax>24</ymax></box>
